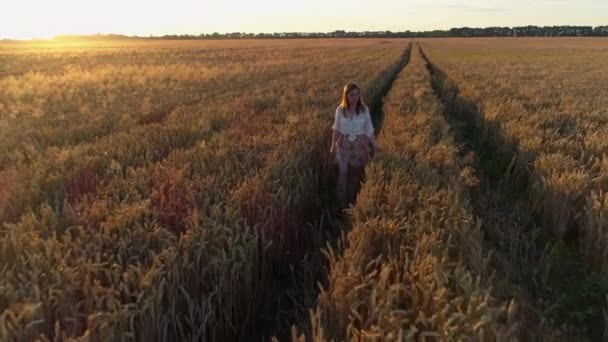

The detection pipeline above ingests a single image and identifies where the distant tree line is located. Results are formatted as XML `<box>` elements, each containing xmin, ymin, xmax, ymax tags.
<box><xmin>31</xmin><ymin>25</ymin><xmax>608</xmax><ymax>41</ymax></box>
<box><xmin>448</xmin><ymin>25</ymin><xmax>608</xmax><ymax>37</ymax></box>
<box><xmin>147</xmin><ymin>26</ymin><xmax>608</xmax><ymax>39</ymax></box>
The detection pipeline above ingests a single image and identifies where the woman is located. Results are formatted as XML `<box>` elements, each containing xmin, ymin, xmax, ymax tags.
<box><xmin>330</xmin><ymin>83</ymin><xmax>380</xmax><ymax>203</ymax></box>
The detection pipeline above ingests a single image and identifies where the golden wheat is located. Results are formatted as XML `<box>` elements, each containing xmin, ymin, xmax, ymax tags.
<box><xmin>0</xmin><ymin>38</ymin><xmax>407</xmax><ymax>341</ymax></box>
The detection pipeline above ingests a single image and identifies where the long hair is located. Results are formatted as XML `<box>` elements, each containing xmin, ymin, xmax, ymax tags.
<box><xmin>339</xmin><ymin>83</ymin><xmax>367</xmax><ymax>116</ymax></box>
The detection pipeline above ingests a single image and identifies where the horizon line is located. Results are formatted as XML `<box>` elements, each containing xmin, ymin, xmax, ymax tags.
<box><xmin>2</xmin><ymin>24</ymin><xmax>607</xmax><ymax>41</ymax></box>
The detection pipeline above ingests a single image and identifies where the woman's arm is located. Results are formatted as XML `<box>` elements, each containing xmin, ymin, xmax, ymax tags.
<box><xmin>368</xmin><ymin>133</ymin><xmax>380</xmax><ymax>150</ymax></box>
<box><xmin>363</xmin><ymin>109</ymin><xmax>380</xmax><ymax>150</ymax></box>
<box><xmin>330</xmin><ymin>130</ymin><xmax>343</xmax><ymax>153</ymax></box>
<box><xmin>331</xmin><ymin>107</ymin><xmax>343</xmax><ymax>153</ymax></box>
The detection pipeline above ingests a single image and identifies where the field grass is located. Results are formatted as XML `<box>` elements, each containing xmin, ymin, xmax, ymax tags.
<box><xmin>2</xmin><ymin>37</ymin><xmax>608</xmax><ymax>341</ymax></box>
<box><xmin>0</xmin><ymin>38</ymin><xmax>407</xmax><ymax>341</ymax></box>
<box><xmin>292</xmin><ymin>38</ymin><xmax>608</xmax><ymax>340</ymax></box>
<box><xmin>297</xmin><ymin>44</ymin><xmax>517</xmax><ymax>341</ymax></box>
<box><xmin>417</xmin><ymin>37</ymin><xmax>608</xmax><ymax>338</ymax></box>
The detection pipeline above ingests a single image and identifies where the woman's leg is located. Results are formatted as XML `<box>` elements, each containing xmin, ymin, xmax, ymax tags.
<box><xmin>347</xmin><ymin>165</ymin><xmax>364</xmax><ymax>203</ymax></box>
<box><xmin>337</xmin><ymin>158</ymin><xmax>348</xmax><ymax>203</ymax></box>
<box><xmin>346</xmin><ymin>137</ymin><xmax>370</xmax><ymax>203</ymax></box>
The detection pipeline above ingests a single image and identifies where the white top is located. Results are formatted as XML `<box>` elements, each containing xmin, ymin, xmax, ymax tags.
<box><xmin>332</xmin><ymin>105</ymin><xmax>375</xmax><ymax>142</ymax></box>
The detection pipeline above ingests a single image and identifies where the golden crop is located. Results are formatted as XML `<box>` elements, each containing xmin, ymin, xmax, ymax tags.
<box><xmin>418</xmin><ymin>38</ymin><xmax>608</xmax><ymax>277</ymax></box>
<box><xmin>0</xmin><ymin>39</ymin><xmax>406</xmax><ymax>341</ymax></box>
<box><xmin>2</xmin><ymin>37</ymin><xmax>607</xmax><ymax>341</ymax></box>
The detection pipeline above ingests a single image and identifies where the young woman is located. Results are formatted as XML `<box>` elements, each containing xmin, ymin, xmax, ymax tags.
<box><xmin>330</xmin><ymin>83</ymin><xmax>380</xmax><ymax>203</ymax></box>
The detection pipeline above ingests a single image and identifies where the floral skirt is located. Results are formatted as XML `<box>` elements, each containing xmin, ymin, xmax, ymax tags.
<box><xmin>336</xmin><ymin>135</ymin><xmax>371</xmax><ymax>167</ymax></box>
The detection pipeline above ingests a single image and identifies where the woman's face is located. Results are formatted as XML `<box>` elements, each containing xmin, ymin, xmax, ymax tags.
<box><xmin>347</xmin><ymin>89</ymin><xmax>360</xmax><ymax>106</ymax></box>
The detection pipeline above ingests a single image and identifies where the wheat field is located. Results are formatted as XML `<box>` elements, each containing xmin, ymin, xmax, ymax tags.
<box><xmin>1</xmin><ymin>37</ymin><xmax>608</xmax><ymax>341</ymax></box>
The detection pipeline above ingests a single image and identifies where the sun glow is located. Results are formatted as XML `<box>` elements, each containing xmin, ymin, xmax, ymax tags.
<box><xmin>1</xmin><ymin>0</ymin><xmax>607</xmax><ymax>40</ymax></box>
<box><xmin>1</xmin><ymin>0</ymin><xmax>314</xmax><ymax>40</ymax></box>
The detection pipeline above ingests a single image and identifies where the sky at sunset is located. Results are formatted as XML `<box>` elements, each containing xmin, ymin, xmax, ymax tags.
<box><xmin>1</xmin><ymin>0</ymin><xmax>606</xmax><ymax>39</ymax></box>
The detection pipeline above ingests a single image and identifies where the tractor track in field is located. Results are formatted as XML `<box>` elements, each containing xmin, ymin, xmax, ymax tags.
<box><xmin>263</xmin><ymin>44</ymin><xmax>412</xmax><ymax>342</ymax></box>
<box><xmin>419</xmin><ymin>44</ymin><xmax>605</xmax><ymax>340</ymax></box>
